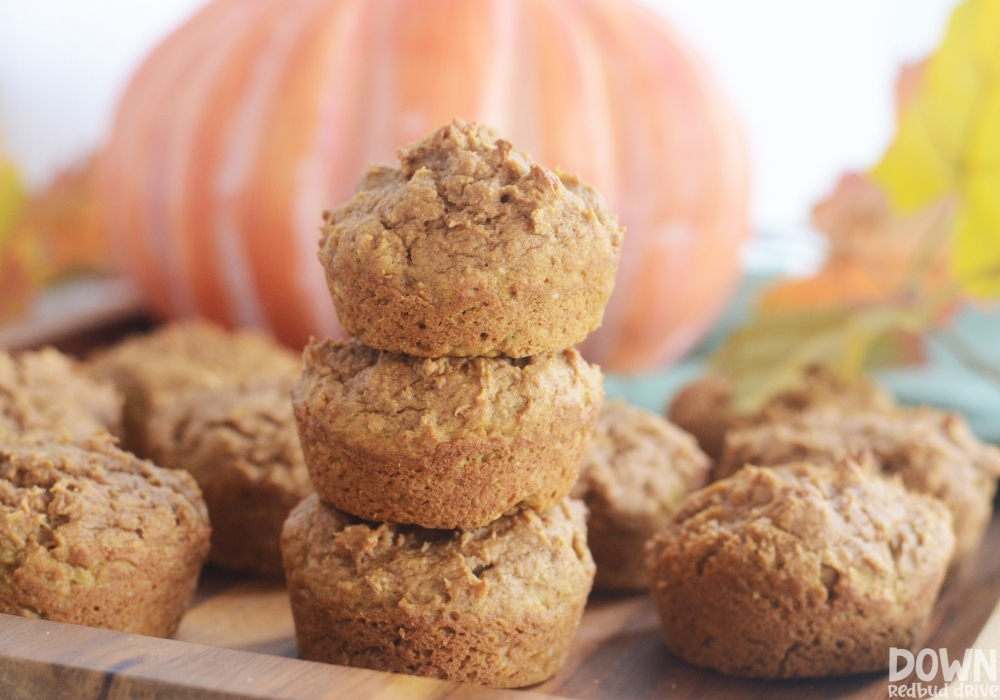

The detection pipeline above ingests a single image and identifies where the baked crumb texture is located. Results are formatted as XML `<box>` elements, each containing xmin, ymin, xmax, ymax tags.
<box><xmin>717</xmin><ymin>407</ymin><xmax>1000</xmax><ymax>577</ymax></box>
<box><xmin>0</xmin><ymin>435</ymin><xmax>211</xmax><ymax>636</ymax></box>
<box><xmin>319</xmin><ymin>118</ymin><xmax>624</xmax><ymax>358</ymax></box>
<box><xmin>88</xmin><ymin>321</ymin><xmax>309</xmax><ymax>576</ymax></box>
<box><xmin>293</xmin><ymin>339</ymin><xmax>603</xmax><ymax>530</ymax></box>
<box><xmin>571</xmin><ymin>400</ymin><xmax>710</xmax><ymax>590</ymax></box>
<box><xmin>648</xmin><ymin>460</ymin><xmax>954</xmax><ymax>679</ymax></box>
<box><xmin>282</xmin><ymin>496</ymin><xmax>594</xmax><ymax>688</ymax></box>
<box><xmin>667</xmin><ymin>366</ymin><xmax>896</xmax><ymax>460</ymax></box>
<box><xmin>0</xmin><ymin>348</ymin><xmax>122</xmax><ymax>442</ymax></box>
<box><xmin>88</xmin><ymin>320</ymin><xmax>300</xmax><ymax>456</ymax></box>
<box><xmin>148</xmin><ymin>383</ymin><xmax>312</xmax><ymax>576</ymax></box>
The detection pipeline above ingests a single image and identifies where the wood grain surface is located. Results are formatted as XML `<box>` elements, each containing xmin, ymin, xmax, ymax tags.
<box><xmin>3</xmin><ymin>515</ymin><xmax>999</xmax><ymax>700</ymax></box>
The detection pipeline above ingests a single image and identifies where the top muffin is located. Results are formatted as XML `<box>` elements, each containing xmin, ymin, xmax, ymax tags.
<box><xmin>319</xmin><ymin>118</ymin><xmax>625</xmax><ymax>358</ymax></box>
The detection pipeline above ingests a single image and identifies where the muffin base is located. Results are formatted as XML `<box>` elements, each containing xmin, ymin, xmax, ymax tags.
<box><xmin>291</xmin><ymin>593</ymin><xmax>585</xmax><ymax>687</ymax></box>
<box><xmin>296</xmin><ymin>414</ymin><xmax>596</xmax><ymax>531</ymax></box>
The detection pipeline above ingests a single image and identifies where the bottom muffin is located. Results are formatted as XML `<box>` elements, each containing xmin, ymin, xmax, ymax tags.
<box><xmin>648</xmin><ymin>459</ymin><xmax>954</xmax><ymax>679</ymax></box>
<box><xmin>281</xmin><ymin>496</ymin><xmax>595</xmax><ymax>688</ymax></box>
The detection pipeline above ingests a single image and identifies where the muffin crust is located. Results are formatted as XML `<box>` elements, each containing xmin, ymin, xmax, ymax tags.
<box><xmin>0</xmin><ymin>348</ymin><xmax>121</xmax><ymax>442</ymax></box>
<box><xmin>667</xmin><ymin>366</ymin><xmax>896</xmax><ymax>460</ymax></box>
<box><xmin>319</xmin><ymin>118</ymin><xmax>624</xmax><ymax>358</ymax></box>
<box><xmin>716</xmin><ymin>407</ymin><xmax>1000</xmax><ymax>574</ymax></box>
<box><xmin>648</xmin><ymin>460</ymin><xmax>954</xmax><ymax>678</ymax></box>
<box><xmin>571</xmin><ymin>400</ymin><xmax>710</xmax><ymax>590</ymax></box>
<box><xmin>147</xmin><ymin>383</ymin><xmax>312</xmax><ymax>577</ymax></box>
<box><xmin>282</xmin><ymin>496</ymin><xmax>595</xmax><ymax>688</ymax></box>
<box><xmin>0</xmin><ymin>434</ymin><xmax>211</xmax><ymax>636</ymax></box>
<box><xmin>88</xmin><ymin>321</ymin><xmax>299</xmax><ymax>456</ymax></box>
<box><xmin>293</xmin><ymin>339</ymin><xmax>603</xmax><ymax>529</ymax></box>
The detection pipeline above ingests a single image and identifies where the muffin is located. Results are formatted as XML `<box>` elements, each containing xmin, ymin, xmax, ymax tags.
<box><xmin>282</xmin><ymin>495</ymin><xmax>595</xmax><ymax>688</ymax></box>
<box><xmin>571</xmin><ymin>400</ymin><xmax>710</xmax><ymax>590</ymax></box>
<box><xmin>293</xmin><ymin>339</ymin><xmax>604</xmax><ymax>529</ymax></box>
<box><xmin>648</xmin><ymin>460</ymin><xmax>954</xmax><ymax>678</ymax></box>
<box><xmin>0</xmin><ymin>348</ymin><xmax>121</xmax><ymax>442</ymax></box>
<box><xmin>667</xmin><ymin>366</ymin><xmax>896</xmax><ymax>460</ymax></box>
<box><xmin>146</xmin><ymin>382</ymin><xmax>312</xmax><ymax>577</ymax></box>
<box><xmin>88</xmin><ymin>320</ymin><xmax>300</xmax><ymax>456</ymax></box>
<box><xmin>319</xmin><ymin>118</ymin><xmax>624</xmax><ymax>358</ymax></box>
<box><xmin>0</xmin><ymin>434</ymin><xmax>211</xmax><ymax>637</ymax></box>
<box><xmin>716</xmin><ymin>407</ymin><xmax>1000</xmax><ymax>574</ymax></box>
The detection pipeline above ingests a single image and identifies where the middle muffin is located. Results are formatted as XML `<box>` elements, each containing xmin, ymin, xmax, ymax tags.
<box><xmin>293</xmin><ymin>338</ymin><xmax>604</xmax><ymax>530</ymax></box>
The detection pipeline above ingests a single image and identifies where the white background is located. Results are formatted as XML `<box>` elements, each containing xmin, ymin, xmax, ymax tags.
<box><xmin>0</xmin><ymin>0</ymin><xmax>960</xmax><ymax>266</ymax></box>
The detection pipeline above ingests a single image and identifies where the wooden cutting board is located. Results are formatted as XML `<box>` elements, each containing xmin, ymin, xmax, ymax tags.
<box><xmin>2</xmin><ymin>515</ymin><xmax>999</xmax><ymax>700</ymax></box>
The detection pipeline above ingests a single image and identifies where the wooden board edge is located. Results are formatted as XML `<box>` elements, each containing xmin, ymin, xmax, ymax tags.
<box><xmin>0</xmin><ymin>614</ymin><xmax>559</xmax><ymax>700</ymax></box>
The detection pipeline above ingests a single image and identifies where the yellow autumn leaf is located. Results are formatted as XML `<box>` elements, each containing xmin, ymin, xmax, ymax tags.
<box><xmin>870</xmin><ymin>0</ymin><xmax>1000</xmax><ymax>298</ymax></box>
<box><xmin>0</xmin><ymin>136</ymin><xmax>24</xmax><ymax>248</ymax></box>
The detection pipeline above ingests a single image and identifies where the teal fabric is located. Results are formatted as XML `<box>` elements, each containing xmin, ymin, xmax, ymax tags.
<box><xmin>604</xmin><ymin>275</ymin><xmax>1000</xmax><ymax>444</ymax></box>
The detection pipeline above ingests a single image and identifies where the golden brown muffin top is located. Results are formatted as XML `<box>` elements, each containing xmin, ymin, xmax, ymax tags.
<box><xmin>88</xmin><ymin>321</ymin><xmax>300</xmax><ymax>455</ymax></box>
<box><xmin>668</xmin><ymin>366</ymin><xmax>897</xmax><ymax>461</ymax></box>
<box><xmin>0</xmin><ymin>434</ymin><xmax>210</xmax><ymax>614</ymax></box>
<box><xmin>148</xmin><ymin>381</ymin><xmax>311</xmax><ymax>497</ymax></box>
<box><xmin>294</xmin><ymin>339</ymin><xmax>603</xmax><ymax>453</ymax></box>
<box><xmin>762</xmin><ymin>365</ymin><xmax>896</xmax><ymax>418</ymax></box>
<box><xmin>283</xmin><ymin>496</ymin><xmax>594</xmax><ymax>614</ymax></box>
<box><xmin>651</xmin><ymin>460</ymin><xmax>955</xmax><ymax>605</ymax></box>
<box><xmin>572</xmin><ymin>400</ymin><xmax>710</xmax><ymax>529</ymax></box>
<box><xmin>717</xmin><ymin>406</ymin><xmax>1000</xmax><ymax>491</ymax></box>
<box><xmin>89</xmin><ymin>320</ymin><xmax>299</xmax><ymax>398</ymax></box>
<box><xmin>0</xmin><ymin>348</ymin><xmax>121</xmax><ymax>442</ymax></box>
<box><xmin>319</xmin><ymin>118</ymin><xmax>624</xmax><ymax>357</ymax></box>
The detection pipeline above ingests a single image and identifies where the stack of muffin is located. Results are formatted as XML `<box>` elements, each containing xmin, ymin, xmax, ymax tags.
<box><xmin>281</xmin><ymin>119</ymin><xmax>624</xmax><ymax>688</ymax></box>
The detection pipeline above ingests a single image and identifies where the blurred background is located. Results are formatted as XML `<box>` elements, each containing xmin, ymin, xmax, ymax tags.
<box><xmin>0</xmin><ymin>0</ymin><xmax>959</xmax><ymax>276</ymax></box>
<box><xmin>1</xmin><ymin>0</ymin><xmax>997</xmax><ymax>439</ymax></box>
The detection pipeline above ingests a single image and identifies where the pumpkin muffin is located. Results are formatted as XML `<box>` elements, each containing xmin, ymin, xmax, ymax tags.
<box><xmin>570</xmin><ymin>400</ymin><xmax>710</xmax><ymax>591</ymax></box>
<box><xmin>88</xmin><ymin>320</ymin><xmax>300</xmax><ymax>456</ymax></box>
<box><xmin>0</xmin><ymin>433</ymin><xmax>211</xmax><ymax>637</ymax></box>
<box><xmin>293</xmin><ymin>338</ymin><xmax>603</xmax><ymax>530</ymax></box>
<box><xmin>146</xmin><ymin>382</ymin><xmax>312</xmax><ymax>577</ymax></box>
<box><xmin>648</xmin><ymin>460</ymin><xmax>954</xmax><ymax>679</ymax></box>
<box><xmin>0</xmin><ymin>348</ymin><xmax>121</xmax><ymax>442</ymax></box>
<box><xmin>319</xmin><ymin>118</ymin><xmax>625</xmax><ymax>358</ymax></box>
<box><xmin>667</xmin><ymin>366</ymin><xmax>896</xmax><ymax>460</ymax></box>
<box><xmin>282</xmin><ymin>495</ymin><xmax>595</xmax><ymax>688</ymax></box>
<box><xmin>716</xmin><ymin>407</ymin><xmax>1000</xmax><ymax>575</ymax></box>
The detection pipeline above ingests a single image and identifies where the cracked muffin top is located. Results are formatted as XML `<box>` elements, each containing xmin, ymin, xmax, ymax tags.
<box><xmin>319</xmin><ymin>118</ymin><xmax>624</xmax><ymax>358</ymax></box>
<box><xmin>716</xmin><ymin>406</ymin><xmax>1000</xmax><ymax>570</ymax></box>
<box><xmin>647</xmin><ymin>459</ymin><xmax>955</xmax><ymax>678</ymax></box>
<box><xmin>0</xmin><ymin>435</ymin><xmax>209</xmax><ymax>577</ymax></box>
<box><xmin>652</xmin><ymin>459</ymin><xmax>954</xmax><ymax>604</ymax></box>
<box><xmin>282</xmin><ymin>495</ymin><xmax>594</xmax><ymax>613</ymax></box>
<box><xmin>147</xmin><ymin>381</ymin><xmax>310</xmax><ymax>497</ymax></box>
<box><xmin>668</xmin><ymin>366</ymin><xmax>896</xmax><ymax>460</ymax></box>
<box><xmin>0</xmin><ymin>433</ymin><xmax>211</xmax><ymax>634</ymax></box>
<box><xmin>0</xmin><ymin>348</ymin><xmax>121</xmax><ymax>442</ymax></box>
<box><xmin>88</xmin><ymin>321</ymin><xmax>300</xmax><ymax>456</ymax></box>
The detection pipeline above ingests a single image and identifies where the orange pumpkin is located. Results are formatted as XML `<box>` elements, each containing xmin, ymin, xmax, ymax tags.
<box><xmin>101</xmin><ymin>0</ymin><xmax>749</xmax><ymax>371</ymax></box>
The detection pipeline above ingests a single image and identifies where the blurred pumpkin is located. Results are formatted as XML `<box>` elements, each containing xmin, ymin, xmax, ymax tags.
<box><xmin>100</xmin><ymin>0</ymin><xmax>749</xmax><ymax>371</ymax></box>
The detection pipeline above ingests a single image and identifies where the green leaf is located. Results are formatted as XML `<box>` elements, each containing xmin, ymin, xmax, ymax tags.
<box><xmin>711</xmin><ymin>306</ymin><xmax>928</xmax><ymax>414</ymax></box>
